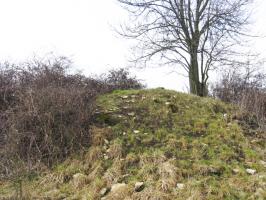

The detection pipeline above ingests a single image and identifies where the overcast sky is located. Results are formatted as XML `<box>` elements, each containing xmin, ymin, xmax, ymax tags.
<box><xmin>0</xmin><ymin>0</ymin><xmax>265</xmax><ymax>91</ymax></box>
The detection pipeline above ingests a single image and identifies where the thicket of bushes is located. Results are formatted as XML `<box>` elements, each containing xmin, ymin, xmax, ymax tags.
<box><xmin>0</xmin><ymin>56</ymin><xmax>144</xmax><ymax>179</ymax></box>
<box><xmin>212</xmin><ymin>67</ymin><xmax>266</xmax><ymax>130</ymax></box>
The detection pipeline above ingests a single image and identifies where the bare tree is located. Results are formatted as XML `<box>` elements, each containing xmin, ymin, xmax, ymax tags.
<box><xmin>118</xmin><ymin>0</ymin><xmax>253</xmax><ymax>96</ymax></box>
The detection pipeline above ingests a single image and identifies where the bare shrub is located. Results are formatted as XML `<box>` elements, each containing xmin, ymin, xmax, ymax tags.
<box><xmin>102</xmin><ymin>68</ymin><xmax>144</xmax><ymax>90</ymax></box>
<box><xmin>212</xmin><ymin>67</ymin><xmax>266</xmax><ymax>130</ymax></box>
<box><xmin>0</xmin><ymin>56</ymin><xmax>144</xmax><ymax>179</ymax></box>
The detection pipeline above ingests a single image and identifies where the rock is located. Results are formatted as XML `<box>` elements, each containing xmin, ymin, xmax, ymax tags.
<box><xmin>232</xmin><ymin>168</ymin><xmax>240</xmax><ymax>174</ymax></box>
<box><xmin>122</xmin><ymin>95</ymin><xmax>128</xmax><ymax>99</ymax></box>
<box><xmin>246</xmin><ymin>168</ymin><xmax>256</xmax><ymax>175</ymax></box>
<box><xmin>123</xmin><ymin>132</ymin><xmax>127</xmax><ymax>135</ymax></box>
<box><xmin>104</xmin><ymin>139</ymin><xmax>109</xmax><ymax>145</ymax></box>
<box><xmin>100</xmin><ymin>187</ymin><xmax>109</xmax><ymax>197</ymax></box>
<box><xmin>104</xmin><ymin>155</ymin><xmax>109</xmax><ymax>160</ymax></box>
<box><xmin>111</xmin><ymin>183</ymin><xmax>127</xmax><ymax>193</ymax></box>
<box><xmin>104</xmin><ymin>183</ymin><xmax>129</xmax><ymax>199</ymax></box>
<box><xmin>72</xmin><ymin>173</ymin><xmax>87</xmax><ymax>189</ymax></box>
<box><xmin>223</xmin><ymin>113</ymin><xmax>228</xmax><ymax>119</ymax></box>
<box><xmin>259</xmin><ymin>160</ymin><xmax>266</xmax><ymax>168</ymax></box>
<box><xmin>133</xmin><ymin>130</ymin><xmax>140</xmax><ymax>134</ymax></box>
<box><xmin>165</xmin><ymin>102</ymin><xmax>170</xmax><ymax>105</ymax></box>
<box><xmin>134</xmin><ymin>182</ymin><xmax>144</xmax><ymax>192</ymax></box>
<box><xmin>128</xmin><ymin>112</ymin><xmax>135</xmax><ymax>116</ymax></box>
<box><xmin>144</xmin><ymin>132</ymin><xmax>149</xmax><ymax>135</ymax></box>
<box><xmin>176</xmin><ymin>183</ymin><xmax>185</xmax><ymax>190</ymax></box>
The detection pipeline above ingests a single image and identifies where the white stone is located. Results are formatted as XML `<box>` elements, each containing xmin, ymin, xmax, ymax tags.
<box><xmin>232</xmin><ymin>169</ymin><xmax>240</xmax><ymax>174</ymax></box>
<box><xmin>128</xmin><ymin>112</ymin><xmax>135</xmax><ymax>116</ymax></box>
<box><xmin>259</xmin><ymin>160</ymin><xmax>266</xmax><ymax>168</ymax></box>
<box><xmin>176</xmin><ymin>183</ymin><xmax>185</xmax><ymax>190</ymax></box>
<box><xmin>100</xmin><ymin>188</ymin><xmax>109</xmax><ymax>197</ymax></box>
<box><xmin>134</xmin><ymin>182</ymin><xmax>144</xmax><ymax>192</ymax></box>
<box><xmin>111</xmin><ymin>183</ymin><xmax>127</xmax><ymax>193</ymax></box>
<box><xmin>133</xmin><ymin>130</ymin><xmax>140</xmax><ymax>134</ymax></box>
<box><xmin>246</xmin><ymin>168</ymin><xmax>256</xmax><ymax>175</ymax></box>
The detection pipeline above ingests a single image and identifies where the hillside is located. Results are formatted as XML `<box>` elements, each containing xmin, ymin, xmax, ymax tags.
<box><xmin>1</xmin><ymin>89</ymin><xmax>265</xmax><ymax>200</ymax></box>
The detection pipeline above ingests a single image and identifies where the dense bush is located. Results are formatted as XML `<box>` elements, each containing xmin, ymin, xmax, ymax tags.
<box><xmin>212</xmin><ymin>67</ymin><xmax>266</xmax><ymax>130</ymax></box>
<box><xmin>0</xmin><ymin>56</ymin><xmax>144</xmax><ymax>178</ymax></box>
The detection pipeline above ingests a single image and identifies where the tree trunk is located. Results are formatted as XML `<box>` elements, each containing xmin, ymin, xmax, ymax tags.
<box><xmin>189</xmin><ymin>51</ymin><xmax>201</xmax><ymax>96</ymax></box>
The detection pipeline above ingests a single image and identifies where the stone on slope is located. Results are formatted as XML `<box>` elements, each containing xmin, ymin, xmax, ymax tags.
<box><xmin>134</xmin><ymin>182</ymin><xmax>145</xmax><ymax>192</ymax></box>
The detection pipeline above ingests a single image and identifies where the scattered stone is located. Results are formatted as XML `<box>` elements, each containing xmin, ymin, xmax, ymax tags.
<box><xmin>134</xmin><ymin>182</ymin><xmax>145</xmax><ymax>192</ymax></box>
<box><xmin>176</xmin><ymin>183</ymin><xmax>185</xmax><ymax>190</ymax></box>
<box><xmin>165</xmin><ymin>102</ymin><xmax>170</xmax><ymax>105</ymax></box>
<box><xmin>111</xmin><ymin>183</ymin><xmax>127</xmax><ymax>193</ymax></box>
<box><xmin>128</xmin><ymin>112</ymin><xmax>135</xmax><ymax>116</ymax></box>
<box><xmin>104</xmin><ymin>139</ymin><xmax>109</xmax><ymax>145</ymax></box>
<box><xmin>144</xmin><ymin>132</ymin><xmax>149</xmax><ymax>135</ymax></box>
<box><xmin>223</xmin><ymin>113</ymin><xmax>228</xmax><ymax>119</ymax></box>
<box><xmin>232</xmin><ymin>169</ymin><xmax>240</xmax><ymax>174</ymax></box>
<box><xmin>246</xmin><ymin>168</ymin><xmax>256</xmax><ymax>175</ymax></box>
<box><xmin>258</xmin><ymin>174</ymin><xmax>266</xmax><ymax>179</ymax></box>
<box><xmin>72</xmin><ymin>173</ymin><xmax>87</xmax><ymax>189</ymax></box>
<box><xmin>117</xmin><ymin>115</ymin><xmax>123</xmax><ymax>118</ymax></box>
<box><xmin>131</xmin><ymin>95</ymin><xmax>136</xmax><ymax>98</ymax></box>
<box><xmin>104</xmin><ymin>155</ymin><xmax>109</xmax><ymax>160</ymax></box>
<box><xmin>122</xmin><ymin>174</ymin><xmax>130</xmax><ymax>178</ymax></box>
<box><xmin>100</xmin><ymin>187</ymin><xmax>109</xmax><ymax>197</ymax></box>
<box><xmin>133</xmin><ymin>130</ymin><xmax>140</xmax><ymax>134</ymax></box>
<box><xmin>122</xmin><ymin>96</ymin><xmax>128</xmax><ymax>99</ymax></box>
<box><xmin>259</xmin><ymin>160</ymin><xmax>266</xmax><ymax>168</ymax></box>
<box><xmin>201</xmin><ymin>143</ymin><xmax>208</xmax><ymax>147</ymax></box>
<box><xmin>123</xmin><ymin>132</ymin><xmax>127</xmax><ymax>135</ymax></box>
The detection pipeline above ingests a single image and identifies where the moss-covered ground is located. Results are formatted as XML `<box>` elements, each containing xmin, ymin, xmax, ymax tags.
<box><xmin>1</xmin><ymin>89</ymin><xmax>265</xmax><ymax>199</ymax></box>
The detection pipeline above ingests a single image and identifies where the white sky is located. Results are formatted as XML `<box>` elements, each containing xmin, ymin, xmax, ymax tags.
<box><xmin>0</xmin><ymin>0</ymin><xmax>265</xmax><ymax>91</ymax></box>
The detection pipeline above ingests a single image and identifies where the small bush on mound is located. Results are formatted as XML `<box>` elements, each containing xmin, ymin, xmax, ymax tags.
<box><xmin>0</xmin><ymin>56</ymin><xmax>144</xmax><ymax>179</ymax></box>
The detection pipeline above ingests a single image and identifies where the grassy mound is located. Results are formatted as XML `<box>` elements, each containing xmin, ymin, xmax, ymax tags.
<box><xmin>1</xmin><ymin>89</ymin><xmax>265</xmax><ymax>200</ymax></box>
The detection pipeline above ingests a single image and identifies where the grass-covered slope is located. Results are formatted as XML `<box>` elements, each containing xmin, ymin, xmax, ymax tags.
<box><xmin>1</xmin><ymin>89</ymin><xmax>266</xmax><ymax>199</ymax></box>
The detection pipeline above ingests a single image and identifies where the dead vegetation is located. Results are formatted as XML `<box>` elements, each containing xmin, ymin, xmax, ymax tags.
<box><xmin>0</xmin><ymin>56</ymin><xmax>143</xmax><ymax>180</ymax></box>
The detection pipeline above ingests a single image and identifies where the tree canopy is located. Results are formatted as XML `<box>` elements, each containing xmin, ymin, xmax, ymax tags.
<box><xmin>118</xmin><ymin>0</ymin><xmax>253</xmax><ymax>96</ymax></box>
